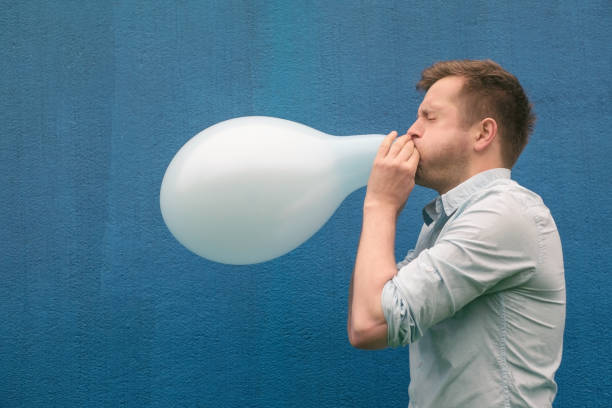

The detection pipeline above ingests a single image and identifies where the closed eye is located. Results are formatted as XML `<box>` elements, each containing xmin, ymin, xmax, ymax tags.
<box><xmin>418</xmin><ymin>108</ymin><xmax>435</xmax><ymax>121</ymax></box>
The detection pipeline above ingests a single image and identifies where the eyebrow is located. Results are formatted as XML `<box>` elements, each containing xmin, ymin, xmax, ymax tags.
<box><xmin>418</xmin><ymin>101</ymin><xmax>445</xmax><ymax>117</ymax></box>
<box><xmin>418</xmin><ymin>107</ymin><xmax>434</xmax><ymax>117</ymax></box>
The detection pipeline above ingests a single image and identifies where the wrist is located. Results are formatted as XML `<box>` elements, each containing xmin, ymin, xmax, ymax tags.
<box><xmin>363</xmin><ymin>200</ymin><xmax>401</xmax><ymax>216</ymax></box>
<box><xmin>363</xmin><ymin>203</ymin><xmax>400</xmax><ymax>224</ymax></box>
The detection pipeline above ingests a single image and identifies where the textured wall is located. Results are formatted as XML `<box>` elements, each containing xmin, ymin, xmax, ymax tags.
<box><xmin>1</xmin><ymin>1</ymin><xmax>611</xmax><ymax>407</ymax></box>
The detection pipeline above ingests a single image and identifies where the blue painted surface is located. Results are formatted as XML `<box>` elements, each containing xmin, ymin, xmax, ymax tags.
<box><xmin>1</xmin><ymin>1</ymin><xmax>611</xmax><ymax>406</ymax></box>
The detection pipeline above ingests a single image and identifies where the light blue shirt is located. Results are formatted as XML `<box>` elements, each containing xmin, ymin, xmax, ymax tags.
<box><xmin>381</xmin><ymin>168</ymin><xmax>565</xmax><ymax>408</ymax></box>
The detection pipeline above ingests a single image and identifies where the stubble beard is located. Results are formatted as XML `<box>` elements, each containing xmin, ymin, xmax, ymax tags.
<box><xmin>414</xmin><ymin>163</ymin><xmax>442</xmax><ymax>192</ymax></box>
<box><xmin>414</xmin><ymin>155</ymin><xmax>468</xmax><ymax>194</ymax></box>
<box><xmin>414</xmin><ymin>164</ymin><xmax>425</xmax><ymax>187</ymax></box>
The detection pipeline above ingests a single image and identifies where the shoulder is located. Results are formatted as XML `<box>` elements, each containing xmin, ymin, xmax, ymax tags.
<box><xmin>462</xmin><ymin>179</ymin><xmax>549</xmax><ymax>222</ymax></box>
<box><xmin>444</xmin><ymin>180</ymin><xmax>547</xmax><ymax>254</ymax></box>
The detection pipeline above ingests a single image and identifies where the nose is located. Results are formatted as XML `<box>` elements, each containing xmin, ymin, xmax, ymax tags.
<box><xmin>406</xmin><ymin>119</ymin><xmax>423</xmax><ymax>139</ymax></box>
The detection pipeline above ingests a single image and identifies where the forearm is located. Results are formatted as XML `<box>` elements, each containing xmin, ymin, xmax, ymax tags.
<box><xmin>348</xmin><ymin>204</ymin><xmax>398</xmax><ymax>349</ymax></box>
<box><xmin>347</xmin><ymin>131</ymin><xmax>419</xmax><ymax>349</ymax></box>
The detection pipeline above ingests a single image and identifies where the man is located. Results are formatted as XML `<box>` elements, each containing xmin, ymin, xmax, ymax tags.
<box><xmin>347</xmin><ymin>60</ymin><xmax>565</xmax><ymax>407</ymax></box>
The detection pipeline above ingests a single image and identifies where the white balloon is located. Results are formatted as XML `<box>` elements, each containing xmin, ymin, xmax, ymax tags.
<box><xmin>160</xmin><ymin>116</ymin><xmax>384</xmax><ymax>265</ymax></box>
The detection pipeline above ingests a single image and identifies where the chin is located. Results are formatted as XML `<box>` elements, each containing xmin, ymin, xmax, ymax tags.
<box><xmin>414</xmin><ymin>168</ymin><xmax>442</xmax><ymax>192</ymax></box>
<box><xmin>414</xmin><ymin>169</ymin><xmax>427</xmax><ymax>188</ymax></box>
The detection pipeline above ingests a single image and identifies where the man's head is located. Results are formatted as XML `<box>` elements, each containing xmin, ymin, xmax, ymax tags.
<box><xmin>407</xmin><ymin>59</ymin><xmax>535</xmax><ymax>193</ymax></box>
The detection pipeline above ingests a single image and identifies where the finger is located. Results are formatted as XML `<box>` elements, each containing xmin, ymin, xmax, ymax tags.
<box><xmin>388</xmin><ymin>134</ymin><xmax>411</xmax><ymax>158</ymax></box>
<box><xmin>396</xmin><ymin>139</ymin><xmax>415</xmax><ymax>162</ymax></box>
<box><xmin>405</xmin><ymin>147</ymin><xmax>420</xmax><ymax>172</ymax></box>
<box><xmin>377</xmin><ymin>131</ymin><xmax>398</xmax><ymax>157</ymax></box>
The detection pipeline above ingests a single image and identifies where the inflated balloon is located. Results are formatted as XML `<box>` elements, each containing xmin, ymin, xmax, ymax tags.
<box><xmin>160</xmin><ymin>116</ymin><xmax>384</xmax><ymax>265</ymax></box>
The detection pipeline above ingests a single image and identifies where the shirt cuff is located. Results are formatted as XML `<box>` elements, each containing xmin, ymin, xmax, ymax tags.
<box><xmin>382</xmin><ymin>279</ymin><xmax>418</xmax><ymax>348</ymax></box>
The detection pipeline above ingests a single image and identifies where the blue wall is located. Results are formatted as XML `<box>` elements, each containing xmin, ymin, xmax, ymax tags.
<box><xmin>2</xmin><ymin>1</ymin><xmax>611</xmax><ymax>407</ymax></box>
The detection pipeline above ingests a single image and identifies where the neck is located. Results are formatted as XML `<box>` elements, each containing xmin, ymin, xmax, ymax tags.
<box><xmin>435</xmin><ymin>163</ymin><xmax>507</xmax><ymax>195</ymax></box>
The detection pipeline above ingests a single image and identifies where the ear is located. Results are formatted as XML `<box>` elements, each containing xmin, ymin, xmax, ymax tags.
<box><xmin>473</xmin><ymin>117</ymin><xmax>498</xmax><ymax>152</ymax></box>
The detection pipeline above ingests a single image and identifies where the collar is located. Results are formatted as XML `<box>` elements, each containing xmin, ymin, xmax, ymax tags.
<box><xmin>422</xmin><ymin>168</ymin><xmax>512</xmax><ymax>225</ymax></box>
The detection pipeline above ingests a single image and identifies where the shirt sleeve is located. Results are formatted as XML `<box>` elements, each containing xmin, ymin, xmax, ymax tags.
<box><xmin>382</xmin><ymin>192</ymin><xmax>540</xmax><ymax>348</ymax></box>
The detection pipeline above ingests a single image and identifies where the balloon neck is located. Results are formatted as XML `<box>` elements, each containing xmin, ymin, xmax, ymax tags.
<box><xmin>332</xmin><ymin>134</ymin><xmax>386</xmax><ymax>194</ymax></box>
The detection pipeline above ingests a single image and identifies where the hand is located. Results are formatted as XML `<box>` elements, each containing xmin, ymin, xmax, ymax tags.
<box><xmin>364</xmin><ymin>131</ymin><xmax>420</xmax><ymax>214</ymax></box>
